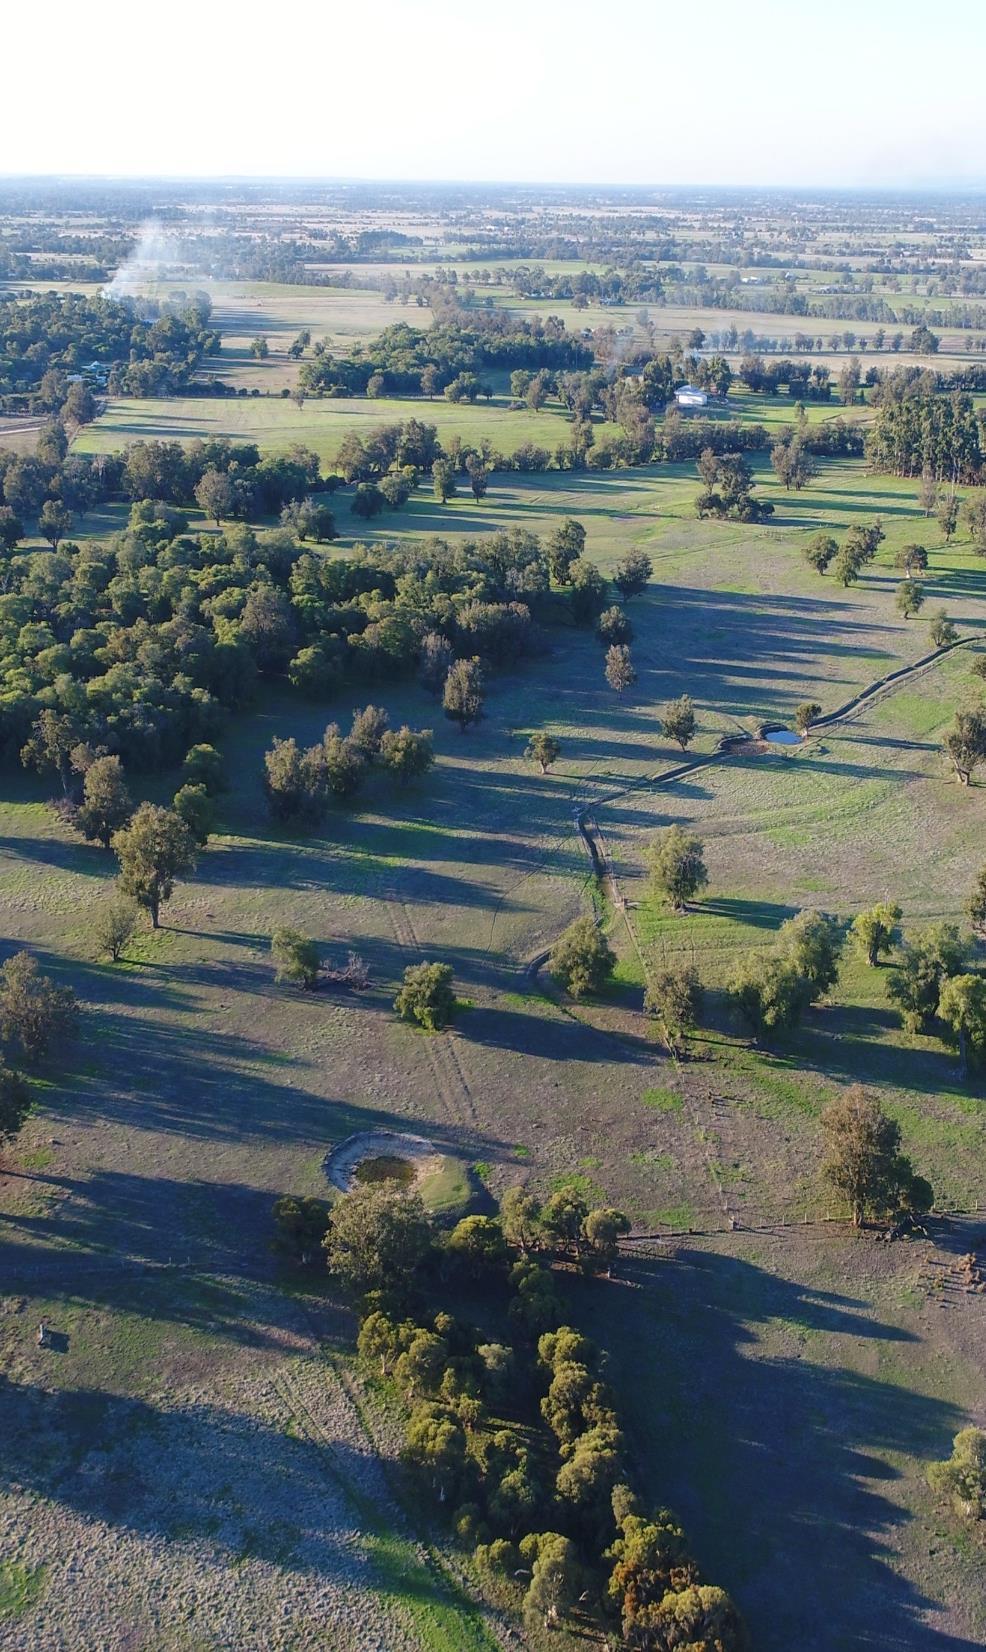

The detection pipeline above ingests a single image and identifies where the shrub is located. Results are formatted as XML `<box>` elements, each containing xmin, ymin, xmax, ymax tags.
<box><xmin>548</xmin><ymin>916</ymin><xmax>615</xmax><ymax>999</ymax></box>
<box><xmin>395</xmin><ymin>961</ymin><xmax>456</xmax><ymax>1030</ymax></box>
<box><xmin>271</xmin><ymin>927</ymin><xmax>320</xmax><ymax>989</ymax></box>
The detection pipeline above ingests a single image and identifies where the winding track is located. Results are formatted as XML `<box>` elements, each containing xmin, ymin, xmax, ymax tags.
<box><xmin>526</xmin><ymin>630</ymin><xmax>986</xmax><ymax>986</ymax></box>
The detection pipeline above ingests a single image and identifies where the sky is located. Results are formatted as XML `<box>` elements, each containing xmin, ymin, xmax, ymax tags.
<box><xmin>6</xmin><ymin>0</ymin><xmax>986</xmax><ymax>188</ymax></box>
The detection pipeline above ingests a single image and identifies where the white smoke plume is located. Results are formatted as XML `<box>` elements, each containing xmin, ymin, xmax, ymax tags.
<box><xmin>103</xmin><ymin>219</ymin><xmax>179</xmax><ymax>308</ymax></box>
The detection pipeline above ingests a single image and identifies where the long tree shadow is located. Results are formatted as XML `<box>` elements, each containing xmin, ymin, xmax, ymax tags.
<box><xmin>575</xmin><ymin>1247</ymin><xmax>980</xmax><ymax>1652</ymax></box>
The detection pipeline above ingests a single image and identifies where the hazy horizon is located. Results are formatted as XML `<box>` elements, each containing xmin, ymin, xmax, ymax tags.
<box><xmin>8</xmin><ymin>0</ymin><xmax>985</xmax><ymax>189</ymax></box>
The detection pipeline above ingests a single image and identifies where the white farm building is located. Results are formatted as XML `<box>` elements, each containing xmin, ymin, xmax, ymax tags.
<box><xmin>674</xmin><ymin>384</ymin><xmax>708</xmax><ymax>409</ymax></box>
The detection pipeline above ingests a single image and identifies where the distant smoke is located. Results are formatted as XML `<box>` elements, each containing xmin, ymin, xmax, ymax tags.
<box><xmin>104</xmin><ymin>219</ymin><xmax>179</xmax><ymax>308</ymax></box>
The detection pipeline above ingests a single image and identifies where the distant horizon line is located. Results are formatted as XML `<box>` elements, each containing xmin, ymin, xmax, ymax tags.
<box><xmin>2</xmin><ymin>173</ymin><xmax>986</xmax><ymax>195</ymax></box>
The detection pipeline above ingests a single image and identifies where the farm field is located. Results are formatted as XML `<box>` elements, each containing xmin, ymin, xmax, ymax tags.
<box><xmin>2</xmin><ymin>449</ymin><xmax>986</xmax><ymax>1647</ymax></box>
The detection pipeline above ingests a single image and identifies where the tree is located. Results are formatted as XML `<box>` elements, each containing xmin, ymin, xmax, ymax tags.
<box><xmin>548</xmin><ymin>916</ymin><xmax>615</xmax><ymax>999</ymax></box>
<box><xmin>76</xmin><ymin>755</ymin><xmax>132</xmax><ymax>849</ymax></box>
<box><xmin>896</xmin><ymin>580</ymin><xmax>925</xmax><ymax>620</ymax></box>
<box><xmin>272</xmin><ymin>1195</ymin><xmax>330</xmax><ymax>1264</ymax></box>
<box><xmin>729</xmin><ymin>952</ymin><xmax>811</xmax><ymax>1039</ymax></box>
<box><xmin>280</xmin><ymin>498</ymin><xmax>336</xmax><ymax>543</ymax></box>
<box><xmin>380</xmin><ymin>726</ymin><xmax>434</xmax><ymax>786</ymax></box>
<box><xmin>443</xmin><ymin>658</ymin><xmax>484</xmax><ymax>732</ymax></box>
<box><xmin>112</xmin><ymin>803</ymin><xmax>197</xmax><ymax>929</ymax></box>
<box><xmin>500</xmin><ymin>1185</ymin><xmax>544</xmax><ymax>1254</ymax></box>
<box><xmin>965</xmin><ymin>496</ymin><xmax>986</xmax><ymax>556</ymax></box>
<box><xmin>613</xmin><ymin>550</ymin><xmax>652</xmax><ymax>600</ymax></box>
<box><xmin>803</xmin><ymin>533</ymin><xmax>838</xmax><ymax>574</ymax></box>
<box><xmin>404</xmin><ymin>1403</ymin><xmax>467</xmax><ymax>1500</ymax></box>
<box><xmin>780</xmin><ymin>909</ymin><xmax>843</xmax><ymax>1002</ymax></box>
<box><xmin>520</xmin><ymin>1532</ymin><xmax>580</xmax><ymax>1631</ymax></box>
<box><xmin>271</xmin><ymin>927</ymin><xmax>320</xmax><ymax>990</ymax></box>
<box><xmin>644</xmin><ymin>964</ymin><xmax>702</xmax><ymax>1057</ymax></box>
<box><xmin>832</xmin><ymin>541</ymin><xmax>864</xmax><ymax>587</ymax></box>
<box><xmin>928</xmin><ymin>610</ymin><xmax>958</xmax><ymax>648</ymax></box>
<box><xmin>928</xmin><ymin>1428</ymin><xmax>986</xmax><ymax>1521</ymax></box>
<box><xmin>194</xmin><ymin>468</ymin><xmax>236</xmax><ymax>526</ymax></box>
<box><xmin>324</xmin><ymin>1181</ymin><xmax>432</xmax><ymax>1296</ymax></box>
<box><xmin>648</xmin><ymin>825</ymin><xmax>707</xmax><ymax>912</ymax></box>
<box><xmin>597</xmin><ymin>605</ymin><xmax>633</xmax><ymax>646</ymax></box>
<box><xmin>918</xmin><ymin>470</ymin><xmax>939</xmax><ymax>517</ymax></box>
<box><xmin>605</xmin><ymin>644</ymin><xmax>637</xmax><ymax>696</ymax></box>
<box><xmin>851</xmin><ymin>902</ymin><xmax>902</xmax><ymax>966</ymax></box>
<box><xmin>349</xmin><ymin>704</ymin><xmax>390</xmax><ymax>759</ymax></box>
<box><xmin>395</xmin><ymin>961</ymin><xmax>455</xmax><ymax>1030</ymax></box>
<box><xmin>21</xmin><ymin>709</ymin><xmax>80</xmax><ymax>796</ymax></box>
<box><xmin>93</xmin><ymin>895</ymin><xmax>139</xmax><ymax>962</ymax></box>
<box><xmin>250</xmin><ymin>336</ymin><xmax>269</xmax><ymax>358</ymax></box>
<box><xmin>607</xmin><ymin>1509</ymin><xmax>700</xmax><ymax>1641</ymax></box>
<box><xmin>38</xmin><ymin>499</ymin><xmax>73</xmax><ymax>550</ymax></box>
<box><xmin>569</xmin><ymin>558</ymin><xmax>608</xmax><ymax>625</ymax></box>
<box><xmin>0</xmin><ymin>506</ymin><xmax>24</xmax><ymax>551</ymax></box>
<box><xmin>446</xmin><ymin>1214</ymin><xmax>509</xmax><ymax>1277</ymax></box>
<box><xmin>937</xmin><ymin>495</ymin><xmax>960</xmax><ymax>543</ymax></box>
<box><xmin>525</xmin><ymin>732</ymin><xmax>560</xmax><ymax>774</ymax></box>
<box><xmin>171</xmin><ymin>780</ymin><xmax>216</xmax><ymax>847</ymax></box>
<box><xmin>432</xmin><ymin>459</ymin><xmax>456</xmax><ymax>502</ymax></box>
<box><xmin>943</xmin><ymin>705</ymin><xmax>986</xmax><ymax>785</ymax></box>
<box><xmin>938</xmin><ymin>975</ymin><xmax>986</xmax><ymax>1074</ymax></box>
<box><xmin>419</xmin><ymin>632</ymin><xmax>454</xmax><ymax>696</ymax></box>
<box><xmin>351</xmin><ymin>482</ymin><xmax>386</xmax><ymax>519</ymax></box>
<box><xmin>465</xmin><ymin>458</ymin><xmax>489</xmax><ymax>501</ymax></box>
<box><xmin>182</xmin><ymin>744</ymin><xmax>227</xmax><ymax>795</ymax></box>
<box><xmin>821</xmin><ymin>1086</ymin><xmax>929</xmax><ymax>1225</ymax></box>
<box><xmin>887</xmin><ymin>924</ymin><xmax>966</xmax><ymax>1033</ymax></box>
<box><xmin>263</xmin><ymin>736</ymin><xmax>329</xmax><ymax>827</ymax></box>
<box><xmin>968</xmin><ymin>864</ymin><xmax>986</xmax><ymax>937</ymax></box>
<box><xmin>0</xmin><ymin>952</ymin><xmax>78</xmax><ymax>1063</ymax></box>
<box><xmin>794</xmin><ymin>701</ymin><xmax>822</xmax><ymax>736</ymax></box>
<box><xmin>895</xmin><ymin>543</ymin><xmax>928</xmax><ymax>579</ymax></box>
<box><xmin>625</xmin><ymin>1584</ymin><xmax>747</xmax><ymax>1652</ymax></box>
<box><xmin>661</xmin><ymin>694</ymin><xmax>696</xmax><ymax>751</ymax></box>
<box><xmin>0</xmin><ymin>1066</ymin><xmax>32</xmax><ymax>1153</ymax></box>
<box><xmin>583</xmin><ymin>1207</ymin><xmax>631</xmax><ymax>1274</ymax></box>
<box><xmin>547</xmin><ymin>519</ymin><xmax>586</xmax><ymax>585</ymax></box>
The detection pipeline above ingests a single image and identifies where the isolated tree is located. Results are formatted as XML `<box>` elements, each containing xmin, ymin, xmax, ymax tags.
<box><xmin>93</xmin><ymin>894</ymin><xmax>139</xmax><ymax>962</ymax></box>
<box><xmin>918</xmin><ymin>470</ymin><xmax>939</xmax><ymax>517</ymax></box>
<box><xmin>419</xmin><ymin>631</ymin><xmax>454</xmax><ymax>696</ymax></box>
<box><xmin>896</xmin><ymin>580</ymin><xmax>925</xmax><ymax>620</ymax></box>
<box><xmin>271</xmin><ymin>927</ymin><xmax>320</xmax><ymax>989</ymax></box>
<box><xmin>648</xmin><ymin>825</ymin><xmax>708</xmax><ymax>912</ymax></box>
<box><xmin>803</xmin><ymin>533</ymin><xmax>838</xmax><ymax>575</ymax></box>
<box><xmin>38</xmin><ymin>499</ymin><xmax>73</xmax><ymax>550</ymax></box>
<box><xmin>605</xmin><ymin>644</ymin><xmax>637</xmax><ymax>696</ymax></box>
<box><xmin>832</xmin><ymin>541</ymin><xmax>864</xmax><ymax>587</ymax></box>
<box><xmin>525</xmin><ymin>732</ymin><xmax>560</xmax><ymax>774</ymax></box>
<box><xmin>938</xmin><ymin>975</ymin><xmax>986</xmax><ymax>1075</ymax></box>
<box><xmin>821</xmin><ymin>1086</ymin><xmax>928</xmax><ymax>1225</ymax></box>
<box><xmin>661</xmin><ymin>694</ymin><xmax>696</xmax><ymax>751</ymax></box>
<box><xmin>965</xmin><ymin>496</ymin><xmax>986</xmax><ymax>555</ymax></box>
<box><xmin>75</xmin><ymin>755</ymin><xmax>132</xmax><ymax>849</ymax></box>
<box><xmin>0</xmin><ymin>952</ymin><xmax>78</xmax><ymax>1063</ymax></box>
<box><xmin>351</xmin><ymin>482</ymin><xmax>386</xmax><ymax>519</ymax></box>
<box><xmin>280</xmin><ymin>498</ymin><xmax>336</xmax><ymax>543</ymax></box>
<box><xmin>182</xmin><ymin>743</ymin><xmax>227</xmax><ymax>795</ymax></box>
<box><xmin>323</xmin><ymin>1181</ymin><xmax>432</xmax><ymax>1296</ymax></box>
<box><xmin>937</xmin><ymin>495</ymin><xmax>960</xmax><ymax>543</ymax></box>
<box><xmin>380</xmin><ymin>726</ymin><xmax>434</xmax><ymax>786</ymax></box>
<box><xmin>887</xmin><ymin>924</ymin><xmax>966</xmax><ymax>1033</ymax></box>
<box><xmin>547</xmin><ymin>520</ymin><xmax>586</xmax><ymax>585</ymax></box>
<box><xmin>644</xmin><ymin>964</ymin><xmax>703</xmax><ymax>1056</ymax></box>
<box><xmin>250</xmin><ymin>336</ymin><xmax>269</xmax><ymax>358</ymax></box>
<box><xmin>465</xmin><ymin>458</ymin><xmax>489</xmax><ymax>501</ymax></box>
<box><xmin>443</xmin><ymin>657</ymin><xmax>484</xmax><ymax>732</ymax></box>
<box><xmin>112</xmin><ymin>803</ymin><xmax>197</xmax><ymax>929</ymax></box>
<box><xmin>194</xmin><ymin>467</ymin><xmax>236</xmax><ymax>526</ymax></box>
<box><xmin>928</xmin><ymin>610</ymin><xmax>958</xmax><ymax>648</ymax></box>
<box><xmin>548</xmin><ymin>916</ymin><xmax>615</xmax><ymax>999</ymax></box>
<box><xmin>928</xmin><ymin>1428</ymin><xmax>986</xmax><ymax>1521</ymax></box>
<box><xmin>851</xmin><ymin>902</ymin><xmax>902</xmax><ymax>966</ymax></box>
<box><xmin>432</xmin><ymin>458</ymin><xmax>456</xmax><ymax>503</ymax></box>
<box><xmin>943</xmin><ymin>705</ymin><xmax>986</xmax><ymax>785</ymax></box>
<box><xmin>172</xmin><ymin>783</ymin><xmax>215</xmax><ymax>847</ymax></box>
<box><xmin>0</xmin><ymin>1066</ymin><xmax>32</xmax><ymax>1152</ymax></box>
<box><xmin>395</xmin><ymin>961</ymin><xmax>455</xmax><ymax>1030</ymax></box>
<box><xmin>895</xmin><ymin>544</ymin><xmax>928</xmax><ymax>579</ymax></box>
<box><xmin>968</xmin><ymin>864</ymin><xmax>986</xmax><ymax>937</ymax></box>
<box><xmin>794</xmin><ymin>701</ymin><xmax>822</xmax><ymax>736</ymax></box>
<box><xmin>729</xmin><ymin>952</ymin><xmax>811</xmax><ymax>1040</ymax></box>
<box><xmin>613</xmin><ymin>550</ymin><xmax>652</xmax><ymax>600</ymax></box>
<box><xmin>597</xmin><ymin>605</ymin><xmax>633</xmax><ymax>646</ymax></box>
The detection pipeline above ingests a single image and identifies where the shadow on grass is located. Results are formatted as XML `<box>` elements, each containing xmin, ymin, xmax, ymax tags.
<box><xmin>575</xmin><ymin>1249</ymin><xmax>977</xmax><ymax>1652</ymax></box>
